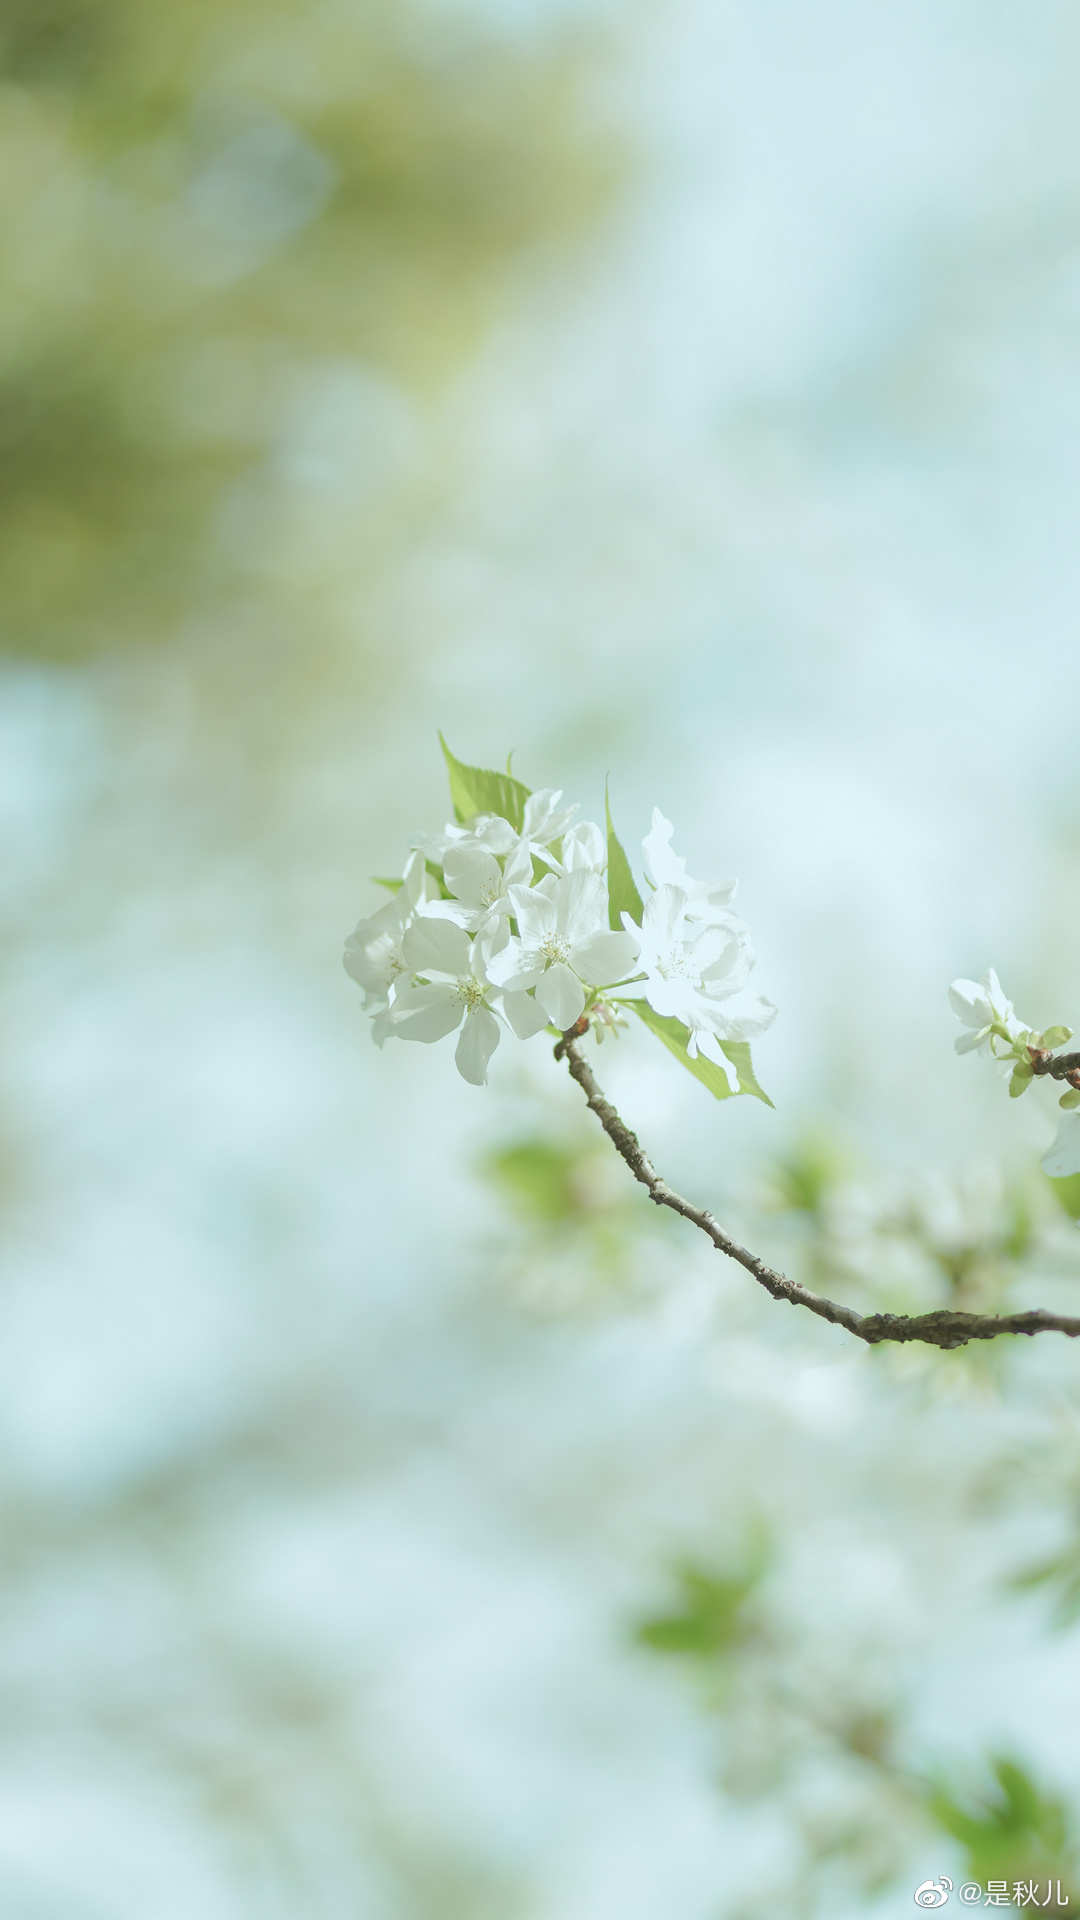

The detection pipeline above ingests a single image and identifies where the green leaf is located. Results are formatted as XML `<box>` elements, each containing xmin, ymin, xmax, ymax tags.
<box><xmin>1060</xmin><ymin>1088</ymin><xmax>1080</xmax><ymax>1110</ymax></box>
<box><xmin>768</xmin><ymin>1134</ymin><xmax>851</xmax><ymax>1215</ymax></box>
<box><xmin>488</xmin><ymin>1138</ymin><xmax>593</xmax><ymax>1225</ymax></box>
<box><xmin>1047</xmin><ymin>1171</ymin><xmax>1080</xmax><ymax>1219</ymax></box>
<box><xmin>1044</xmin><ymin>1026</ymin><xmax>1074</xmax><ymax>1049</ymax></box>
<box><xmin>926</xmin><ymin>1755</ymin><xmax>1075</xmax><ymax>1892</ymax></box>
<box><xmin>372</xmin><ymin>876</ymin><xmax>404</xmax><ymax>893</ymax></box>
<box><xmin>604</xmin><ymin>782</ymin><xmax>644</xmax><ymax>932</ymax></box>
<box><xmin>636</xmin><ymin>1556</ymin><xmax>766</xmax><ymax>1660</ymax></box>
<box><xmin>719</xmin><ymin>1040</ymin><xmax>775</xmax><ymax>1108</ymax></box>
<box><xmin>438</xmin><ymin>733</ymin><xmax>530</xmax><ymax>832</ymax></box>
<box><xmin>1009</xmin><ymin>1060</ymin><xmax>1034</xmax><ymax>1098</ymax></box>
<box><xmin>622</xmin><ymin>999</ymin><xmax>772</xmax><ymax>1105</ymax></box>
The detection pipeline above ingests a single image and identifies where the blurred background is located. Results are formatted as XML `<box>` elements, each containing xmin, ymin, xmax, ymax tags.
<box><xmin>4</xmin><ymin>1</ymin><xmax>1080</xmax><ymax>1913</ymax></box>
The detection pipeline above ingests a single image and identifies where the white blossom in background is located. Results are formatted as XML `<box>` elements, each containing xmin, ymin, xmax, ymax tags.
<box><xmin>948</xmin><ymin>970</ymin><xmax>1030</xmax><ymax>1056</ymax></box>
<box><xmin>487</xmin><ymin>870</ymin><xmax>640</xmax><ymax>1030</ymax></box>
<box><xmin>1042</xmin><ymin>1116</ymin><xmax>1080</xmax><ymax>1180</ymax></box>
<box><xmin>625</xmin><ymin>884</ymin><xmax>776</xmax><ymax>1061</ymax></box>
<box><xmin>642</xmin><ymin>809</ymin><xmax>737</xmax><ymax>920</ymax></box>
<box><xmin>346</xmin><ymin>755</ymin><xmax>780</xmax><ymax>1095</ymax></box>
<box><xmin>389</xmin><ymin>917</ymin><xmax>546</xmax><ymax>1085</ymax></box>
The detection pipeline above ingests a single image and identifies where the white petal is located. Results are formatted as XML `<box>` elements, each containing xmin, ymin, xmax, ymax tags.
<box><xmin>536</xmin><ymin>963</ymin><xmax>585</xmax><ymax>1030</ymax></box>
<box><xmin>562</xmin><ymin>821</ymin><xmax>605</xmax><ymax>871</ymax></box>
<box><xmin>522</xmin><ymin>788</ymin><xmax>578</xmax><ymax>845</ymax></box>
<box><xmin>569</xmin><ymin>928</ymin><xmax>640</xmax><ymax>985</ymax></box>
<box><xmin>695</xmin><ymin>927</ymin><xmax>752</xmax><ymax>994</ymax></box>
<box><xmin>485</xmin><ymin>937</ymin><xmax>544</xmax><ymax>990</ymax></box>
<box><xmin>948</xmin><ymin>979</ymin><xmax>991</xmax><ymax>1027</ymax></box>
<box><xmin>1042</xmin><ymin>1115</ymin><xmax>1080</xmax><ymax>1179</ymax></box>
<box><xmin>696</xmin><ymin>992</ymin><xmax>777</xmax><ymax>1040</ymax></box>
<box><xmin>502</xmin><ymin>841</ymin><xmax>534</xmax><ymax>888</ymax></box>
<box><xmin>500</xmin><ymin>990</ymin><xmax>551</xmax><ymax>1039</ymax></box>
<box><xmin>442</xmin><ymin>844</ymin><xmax>502</xmax><ymax>910</ymax></box>
<box><xmin>641</xmin><ymin>884</ymin><xmax>688</xmax><ymax>950</ymax></box>
<box><xmin>507</xmin><ymin>883</ymin><xmax>556</xmax><ymax>946</ymax></box>
<box><xmin>642</xmin><ymin>975</ymin><xmax>696</xmax><ymax>1023</ymax></box>
<box><xmin>641</xmin><ymin>809</ymin><xmax>686</xmax><ymax>890</ymax></box>
<box><xmin>370</xmin><ymin>1009</ymin><xmax>396</xmax><ymax>1048</ymax></box>
<box><xmin>455</xmin><ymin>1006</ymin><xmax>501</xmax><ymax>1084</ymax></box>
<box><xmin>556</xmin><ymin>868</ymin><xmax>608</xmax><ymax>944</ymax></box>
<box><xmin>401</xmin><ymin>849</ymin><xmax>427</xmax><ymax>908</ymax></box>
<box><xmin>403</xmin><ymin>916</ymin><xmax>472</xmax><ymax>978</ymax></box>
<box><xmin>690</xmin><ymin>879</ymin><xmax>738</xmax><ymax>916</ymax></box>
<box><xmin>954</xmin><ymin>1027</ymin><xmax>989</xmax><ymax>1055</ymax></box>
<box><xmin>466</xmin><ymin>814</ymin><xmax>519</xmax><ymax>855</ymax></box>
<box><xmin>390</xmin><ymin>982</ymin><xmax>464</xmax><ymax>1042</ymax></box>
<box><xmin>479</xmin><ymin>916</ymin><xmax>511</xmax><ymax>963</ymax></box>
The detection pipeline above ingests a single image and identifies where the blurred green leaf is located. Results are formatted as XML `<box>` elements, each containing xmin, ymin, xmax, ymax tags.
<box><xmin>636</xmin><ymin>1540</ymin><xmax>769</xmax><ymax>1662</ymax></box>
<box><xmin>1060</xmin><ymin>1089</ymin><xmax>1080</xmax><ymax>1111</ymax></box>
<box><xmin>372</xmin><ymin>876</ymin><xmax>404</xmax><ymax>893</ymax></box>
<box><xmin>927</xmin><ymin>1756</ymin><xmax>1076</xmax><ymax>1896</ymax></box>
<box><xmin>768</xmin><ymin>1134</ymin><xmax>850</xmax><ymax>1215</ymax></box>
<box><xmin>1009</xmin><ymin>1540</ymin><xmax>1080</xmax><ymax>1628</ymax></box>
<box><xmin>605</xmin><ymin>783</ymin><xmax>644</xmax><ymax>931</ymax></box>
<box><xmin>1047</xmin><ymin>1172</ymin><xmax>1080</xmax><ymax>1220</ymax></box>
<box><xmin>1044</xmin><ymin>1027</ymin><xmax>1074</xmax><ymax>1049</ymax></box>
<box><xmin>487</xmin><ymin>1138</ymin><xmax>594</xmax><ymax>1226</ymax></box>
<box><xmin>439</xmin><ymin>735</ymin><xmax>530</xmax><ymax>831</ymax></box>
<box><xmin>1000</xmin><ymin>1185</ymin><xmax>1036</xmax><ymax>1262</ymax></box>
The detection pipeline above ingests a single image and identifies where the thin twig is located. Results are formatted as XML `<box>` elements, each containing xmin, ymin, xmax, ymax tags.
<box><xmin>555</xmin><ymin>1031</ymin><xmax>1080</xmax><ymax>1351</ymax></box>
<box><xmin>1028</xmin><ymin>1047</ymin><xmax>1080</xmax><ymax>1085</ymax></box>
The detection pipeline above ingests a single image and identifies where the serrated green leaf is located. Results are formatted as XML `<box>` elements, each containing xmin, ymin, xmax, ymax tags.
<box><xmin>1010</xmin><ymin>1060</ymin><xmax>1035</xmax><ymax>1098</ymax></box>
<box><xmin>438</xmin><ymin>733</ymin><xmax>530</xmax><ymax>832</ymax></box>
<box><xmin>605</xmin><ymin>782</ymin><xmax>644</xmax><ymax>932</ymax></box>
<box><xmin>1044</xmin><ymin>1026</ymin><xmax>1074</xmax><ymax>1049</ymax></box>
<box><xmin>1060</xmin><ymin>1088</ymin><xmax>1080</xmax><ymax>1110</ymax></box>
<box><xmin>718</xmin><ymin>1040</ymin><xmax>775</xmax><ymax>1107</ymax></box>
<box><xmin>621</xmin><ymin>999</ymin><xmax>772</xmax><ymax>1105</ymax></box>
<box><xmin>621</xmin><ymin>1000</ymin><xmax>735</xmax><ymax>1099</ymax></box>
<box><xmin>372</xmin><ymin>876</ymin><xmax>404</xmax><ymax>893</ymax></box>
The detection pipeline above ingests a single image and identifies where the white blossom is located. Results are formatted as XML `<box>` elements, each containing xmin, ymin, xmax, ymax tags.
<box><xmin>389</xmin><ymin>916</ymin><xmax>546</xmax><ymax>1084</ymax></box>
<box><xmin>411</xmin><ymin>813</ymin><xmax>518</xmax><ymax>862</ymax></box>
<box><xmin>554</xmin><ymin>820</ymin><xmax>606</xmax><ymax>874</ymax></box>
<box><xmin>427</xmin><ymin>839</ymin><xmax>534</xmax><ymax>936</ymax></box>
<box><xmin>624</xmin><ymin>884</ymin><xmax>776</xmax><ymax>1063</ymax></box>
<box><xmin>1042</xmin><ymin>1116</ymin><xmax>1080</xmax><ymax>1180</ymax></box>
<box><xmin>642</xmin><ymin>809</ymin><xmax>737</xmax><ymax>920</ymax></box>
<box><xmin>412</xmin><ymin>789</ymin><xmax>578</xmax><ymax>868</ymax></box>
<box><xmin>948</xmin><ymin>969</ymin><xmax>1030</xmax><ymax>1056</ymax></box>
<box><xmin>487</xmin><ymin>869</ymin><xmax>640</xmax><ymax>1031</ymax></box>
<box><xmin>343</xmin><ymin>851</ymin><xmax>427</xmax><ymax>1024</ymax></box>
<box><xmin>520</xmin><ymin>789</ymin><xmax>579</xmax><ymax>860</ymax></box>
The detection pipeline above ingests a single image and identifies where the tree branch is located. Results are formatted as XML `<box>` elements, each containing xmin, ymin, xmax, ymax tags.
<box><xmin>555</xmin><ymin>1032</ymin><xmax>1080</xmax><ymax>1351</ymax></box>
<box><xmin>1028</xmin><ymin>1047</ymin><xmax>1080</xmax><ymax>1084</ymax></box>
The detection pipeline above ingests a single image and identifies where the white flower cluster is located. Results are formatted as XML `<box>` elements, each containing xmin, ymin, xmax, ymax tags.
<box><xmin>345</xmin><ymin>755</ymin><xmax>777</xmax><ymax>1089</ymax></box>
<box><xmin>948</xmin><ymin>968</ymin><xmax>1080</xmax><ymax>1180</ymax></box>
